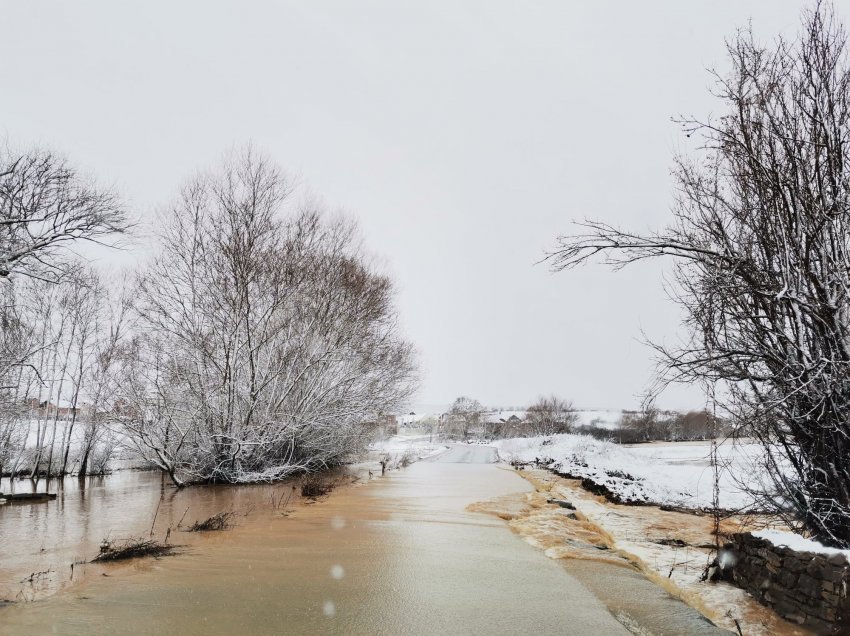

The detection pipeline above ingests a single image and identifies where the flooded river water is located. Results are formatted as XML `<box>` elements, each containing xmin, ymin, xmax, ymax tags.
<box><xmin>0</xmin><ymin>446</ymin><xmax>728</xmax><ymax>635</ymax></box>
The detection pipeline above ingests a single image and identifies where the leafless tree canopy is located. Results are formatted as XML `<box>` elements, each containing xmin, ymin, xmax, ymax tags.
<box><xmin>524</xmin><ymin>395</ymin><xmax>577</xmax><ymax>437</ymax></box>
<box><xmin>0</xmin><ymin>146</ymin><xmax>128</xmax><ymax>478</ymax></box>
<box><xmin>0</xmin><ymin>146</ymin><xmax>128</xmax><ymax>282</ymax></box>
<box><xmin>0</xmin><ymin>145</ymin><xmax>417</xmax><ymax>486</ymax></box>
<box><xmin>117</xmin><ymin>150</ymin><xmax>418</xmax><ymax>485</ymax></box>
<box><xmin>444</xmin><ymin>396</ymin><xmax>483</xmax><ymax>440</ymax></box>
<box><xmin>550</xmin><ymin>4</ymin><xmax>850</xmax><ymax>547</ymax></box>
<box><xmin>0</xmin><ymin>261</ymin><xmax>129</xmax><ymax>479</ymax></box>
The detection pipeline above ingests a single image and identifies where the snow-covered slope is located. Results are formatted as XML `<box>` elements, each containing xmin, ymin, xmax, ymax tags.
<box><xmin>494</xmin><ymin>434</ymin><xmax>759</xmax><ymax>510</ymax></box>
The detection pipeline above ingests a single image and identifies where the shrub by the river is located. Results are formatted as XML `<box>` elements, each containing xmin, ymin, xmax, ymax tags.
<box><xmin>186</xmin><ymin>511</ymin><xmax>236</xmax><ymax>532</ymax></box>
<box><xmin>92</xmin><ymin>538</ymin><xmax>176</xmax><ymax>562</ymax></box>
<box><xmin>301</xmin><ymin>476</ymin><xmax>335</xmax><ymax>498</ymax></box>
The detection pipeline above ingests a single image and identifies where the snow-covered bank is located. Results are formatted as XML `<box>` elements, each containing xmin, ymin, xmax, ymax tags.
<box><xmin>752</xmin><ymin>529</ymin><xmax>850</xmax><ymax>560</ymax></box>
<box><xmin>490</xmin><ymin>435</ymin><xmax>840</xmax><ymax>633</ymax></box>
<box><xmin>494</xmin><ymin>434</ymin><xmax>762</xmax><ymax>511</ymax></box>
<box><xmin>501</xmin><ymin>469</ymin><xmax>802</xmax><ymax>635</ymax></box>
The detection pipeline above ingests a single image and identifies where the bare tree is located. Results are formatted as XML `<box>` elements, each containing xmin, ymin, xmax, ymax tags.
<box><xmin>445</xmin><ymin>396</ymin><xmax>483</xmax><ymax>440</ymax></box>
<box><xmin>0</xmin><ymin>146</ymin><xmax>129</xmax><ymax>471</ymax></box>
<box><xmin>619</xmin><ymin>401</ymin><xmax>668</xmax><ymax>443</ymax></box>
<box><xmin>117</xmin><ymin>149</ymin><xmax>417</xmax><ymax>485</ymax></box>
<box><xmin>670</xmin><ymin>410</ymin><xmax>727</xmax><ymax>442</ymax></box>
<box><xmin>524</xmin><ymin>395</ymin><xmax>578</xmax><ymax>436</ymax></box>
<box><xmin>77</xmin><ymin>273</ymin><xmax>131</xmax><ymax>477</ymax></box>
<box><xmin>23</xmin><ymin>277</ymin><xmax>67</xmax><ymax>478</ymax></box>
<box><xmin>549</xmin><ymin>4</ymin><xmax>850</xmax><ymax>547</ymax></box>
<box><xmin>0</xmin><ymin>146</ymin><xmax>128</xmax><ymax>282</ymax></box>
<box><xmin>0</xmin><ymin>281</ymin><xmax>32</xmax><ymax>475</ymax></box>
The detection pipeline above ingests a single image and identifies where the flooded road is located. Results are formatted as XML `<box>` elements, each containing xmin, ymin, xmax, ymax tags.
<box><xmin>0</xmin><ymin>445</ymin><xmax>726</xmax><ymax>635</ymax></box>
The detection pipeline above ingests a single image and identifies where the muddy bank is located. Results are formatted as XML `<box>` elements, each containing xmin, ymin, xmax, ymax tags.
<box><xmin>486</xmin><ymin>467</ymin><xmax>811</xmax><ymax>636</ymax></box>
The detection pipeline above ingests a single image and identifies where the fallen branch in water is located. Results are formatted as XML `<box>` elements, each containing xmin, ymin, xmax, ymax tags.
<box><xmin>20</xmin><ymin>569</ymin><xmax>52</xmax><ymax>584</ymax></box>
<box><xmin>92</xmin><ymin>538</ymin><xmax>176</xmax><ymax>562</ymax></box>
<box><xmin>185</xmin><ymin>511</ymin><xmax>235</xmax><ymax>532</ymax></box>
<box><xmin>176</xmin><ymin>506</ymin><xmax>190</xmax><ymax>529</ymax></box>
<box><xmin>149</xmin><ymin>493</ymin><xmax>163</xmax><ymax>537</ymax></box>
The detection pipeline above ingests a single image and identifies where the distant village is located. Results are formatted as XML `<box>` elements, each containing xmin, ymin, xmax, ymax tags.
<box><xmin>375</xmin><ymin>405</ymin><xmax>727</xmax><ymax>444</ymax></box>
<box><xmin>23</xmin><ymin>398</ymin><xmax>95</xmax><ymax>422</ymax></box>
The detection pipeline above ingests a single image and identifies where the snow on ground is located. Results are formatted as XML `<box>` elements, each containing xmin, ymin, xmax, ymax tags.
<box><xmin>482</xmin><ymin>410</ymin><xmax>527</xmax><ymax>424</ymax></box>
<box><xmin>495</xmin><ymin>434</ymin><xmax>762</xmax><ymax>511</ymax></box>
<box><xmin>7</xmin><ymin>418</ymin><xmax>118</xmax><ymax>470</ymax></box>
<box><xmin>572</xmin><ymin>408</ymin><xmax>625</xmax><ymax>430</ymax></box>
<box><xmin>368</xmin><ymin>433</ymin><xmax>447</xmax><ymax>461</ymax></box>
<box><xmin>492</xmin><ymin>434</ymin><xmax>818</xmax><ymax>632</ymax></box>
<box><xmin>752</xmin><ymin>530</ymin><xmax>850</xmax><ymax>559</ymax></box>
<box><xmin>511</xmin><ymin>469</ymin><xmax>798</xmax><ymax>636</ymax></box>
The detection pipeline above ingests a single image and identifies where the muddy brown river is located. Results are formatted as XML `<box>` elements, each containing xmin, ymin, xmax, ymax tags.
<box><xmin>0</xmin><ymin>446</ymin><xmax>727</xmax><ymax>635</ymax></box>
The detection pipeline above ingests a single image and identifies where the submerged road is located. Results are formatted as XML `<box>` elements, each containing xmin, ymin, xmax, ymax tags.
<box><xmin>0</xmin><ymin>443</ymin><xmax>726</xmax><ymax>635</ymax></box>
<box><xmin>426</xmin><ymin>442</ymin><xmax>498</xmax><ymax>464</ymax></box>
<box><xmin>430</xmin><ymin>443</ymin><xmax>728</xmax><ymax>635</ymax></box>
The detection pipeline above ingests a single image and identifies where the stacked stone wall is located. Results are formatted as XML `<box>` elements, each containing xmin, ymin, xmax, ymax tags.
<box><xmin>730</xmin><ymin>533</ymin><xmax>849</xmax><ymax>634</ymax></box>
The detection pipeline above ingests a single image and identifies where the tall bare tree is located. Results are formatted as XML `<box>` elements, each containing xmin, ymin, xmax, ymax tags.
<box><xmin>0</xmin><ymin>280</ymin><xmax>33</xmax><ymax>475</ymax></box>
<box><xmin>0</xmin><ymin>145</ymin><xmax>129</xmax><ymax>463</ymax></box>
<box><xmin>77</xmin><ymin>273</ymin><xmax>131</xmax><ymax>477</ymax></box>
<box><xmin>118</xmin><ymin>149</ymin><xmax>417</xmax><ymax>485</ymax></box>
<box><xmin>549</xmin><ymin>4</ymin><xmax>850</xmax><ymax>547</ymax></box>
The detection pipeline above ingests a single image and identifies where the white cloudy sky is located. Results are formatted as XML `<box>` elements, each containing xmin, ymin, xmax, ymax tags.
<box><xmin>1</xmin><ymin>1</ymin><xmax>839</xmax><ymax>410</ymax></box>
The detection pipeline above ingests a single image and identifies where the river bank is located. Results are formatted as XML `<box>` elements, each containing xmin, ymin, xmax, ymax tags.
<box><xmin>1</xmin><ymin>441</ymin><xmax>798</xmax><ymax>634</ymax></box>
<box><xmin>488</xmin><ymin>465</ymin><xmax>811</xmax><ymax>635</ymax></box>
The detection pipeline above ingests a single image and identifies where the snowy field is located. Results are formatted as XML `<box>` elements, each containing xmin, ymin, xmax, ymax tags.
<box><xmin>494</xmin><ymin>434</ymin><xmax>765</xmax><ymax>511</ymax></box>
<box><xmin>1</xmin><ymin>417</ymin><xmax>133</xmax><ymax>475</ymax></box>
<box><xmin>491</xmin><ymin>442</ymin><xmax>811</xmax><ymax>634</ymax></box>
<box><xmin>571</xmin><ymin>408</ymin><xmax>626</xmax><ymax>430</ymax></box>
<box><xmin>368</xmin><ymin>433</ymin><xmax>448</xmax><ymax>462</ymax></box>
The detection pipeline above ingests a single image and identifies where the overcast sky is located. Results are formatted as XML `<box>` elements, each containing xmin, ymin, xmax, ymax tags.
<box><xmin>1</xmin><ymin>1</ymin><xmax>840</xmax><ymax>410</ymax></box>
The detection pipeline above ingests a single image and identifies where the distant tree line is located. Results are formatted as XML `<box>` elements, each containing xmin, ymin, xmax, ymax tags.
<box><xmin>578</xmin><ymin>407</ymin><xmax>732</xmax><ymax>444</ymax></box>
<box><xmin>435</xmin><ymin>394</ymin><xmax>728</xmax><ymax>444</ymax></box>
<box><xmin>438</xmin><ymin>394</ymin><xmax>722</xmax><ymax>443</ymax></box>
<box><xmin>437</xmin><ymin>395</ymin><xmax>577</xmax><ymax>441</ymax></box>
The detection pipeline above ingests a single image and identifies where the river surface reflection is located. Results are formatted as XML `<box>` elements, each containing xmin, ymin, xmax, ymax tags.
<box><xmin>0</xmin><ymin>469</ymin><xmax>310</xmax><ymax>602</ymax></box>
<box><xmin>0</xmin><ymin>451</ymin><xmax>728</xmax><ymax>635</ymax></box>
<box><xmin>1</xmin><ymin>458</ymin><xmax>637</xmax><ymax>635</ymax></box>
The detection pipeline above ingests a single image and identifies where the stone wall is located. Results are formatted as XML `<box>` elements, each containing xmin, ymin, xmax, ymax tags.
<box><xmin>729</xmin><ymin>532</ymin><xmax>849</xmax><ymax>634</ymax></box>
